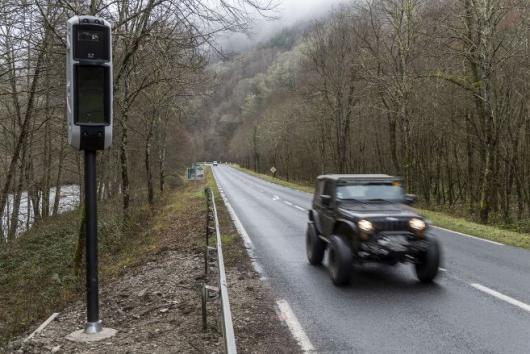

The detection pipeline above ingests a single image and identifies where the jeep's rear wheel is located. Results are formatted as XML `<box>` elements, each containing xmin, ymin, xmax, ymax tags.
<box><xmin>415</xmin><ymin>238</ymin><xmax>441</xmax><ymax>283</ymax></box>
<box><xmin>328</xmin><ymin>235</ymin><xmax>353</xmax><ymax>286</ymax></box>
<box><xmin>306</xmin><ymin>223</ymin><xmax>325</xmax><ymax>265</ymax></box>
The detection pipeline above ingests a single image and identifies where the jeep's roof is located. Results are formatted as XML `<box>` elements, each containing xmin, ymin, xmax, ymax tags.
<box><xmin>317</xmin><ymin>174</ymin><xmax>401</xmax><ymax>182</ymax></box>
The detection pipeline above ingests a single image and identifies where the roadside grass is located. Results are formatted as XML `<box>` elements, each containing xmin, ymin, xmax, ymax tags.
<box><xmin>418</xmin><ymin>209</ymin><xmax>530</xmax><ymax>249</ymax></box>
<box><xmin>205</xmin><ymin>169</ymin><xmax>248</xmax><ymax>268</ymax></box>
<box><xmin>0</xmin><ymin>180</ymin><xmax>206</xmax><ymax>349</ymax></box>
<box><xmin>227</xmin><ymin>165</ymin><xmax>530</xmax><ymax>251</ymax></box>
<box><xmin>230</xmin><ymin>164</ymin><xmax>315</xmax><ymax>194</ymax></box>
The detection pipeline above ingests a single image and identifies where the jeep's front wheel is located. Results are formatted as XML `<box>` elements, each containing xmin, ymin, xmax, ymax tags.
<box><xmin>306</xmin><ymin>222</ymin><xmax>325</xmax><ymax>265</ymax></box>
<box><xmin>328</xmin><ymin>235</ymin><xmax>353</xmax><ymax>286</ymax></box>
<box><xmin>415</xmin><ymin>238</ymin><xmax>441</xmax><ymax>283</ymax></box>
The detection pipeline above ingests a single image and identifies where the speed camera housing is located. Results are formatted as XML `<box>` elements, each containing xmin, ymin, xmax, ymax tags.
<box><xmin>66</xmin><ymin>16</ymin><xmax>112</xmax><ymax>150</ymax></box>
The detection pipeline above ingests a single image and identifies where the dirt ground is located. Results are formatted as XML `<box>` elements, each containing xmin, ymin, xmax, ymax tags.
<box><xmin>7</xmin><ymin>182</ymin><xmax>300</xmax><ymax>353</ymax></box>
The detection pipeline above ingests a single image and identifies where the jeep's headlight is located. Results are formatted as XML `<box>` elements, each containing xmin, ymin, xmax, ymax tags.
<box><xmin>409</xmin><ymin>218</ymin><xmax>426</xmax><ymax>238</ymax></box>
<box><xmin>358</xmin><ymin>220</ymin><xmax>374</xmax><ymax>234</ymax></box>
<box><xmin>409</xmin><ymin>218</ymin><xmax>426</xmax><ymax>231</ymax></box>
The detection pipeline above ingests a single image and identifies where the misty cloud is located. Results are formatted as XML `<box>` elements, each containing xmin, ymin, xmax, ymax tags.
<box><xmin>217</xmin><ymin>0</ymin><xmax>348</xmax><ymax>53</ymax></box>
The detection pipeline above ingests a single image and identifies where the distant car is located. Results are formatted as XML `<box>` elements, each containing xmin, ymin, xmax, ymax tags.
<box><xmin>306</xmin><ymin>174</ymin><xmax>441</xmax><ymax>286</ymax></box>
<box><xmin>213</xmin><ymin>161</ymin><xmax>218</xmax><ymax>166</ymax></box>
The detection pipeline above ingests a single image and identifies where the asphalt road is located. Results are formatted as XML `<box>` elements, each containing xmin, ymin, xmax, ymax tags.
<box><xmin>212</xmin><ymin>165</ymin><xmax>530</xmax><ymax>354</ymax></box>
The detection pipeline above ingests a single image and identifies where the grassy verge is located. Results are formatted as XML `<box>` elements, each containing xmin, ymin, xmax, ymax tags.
<box><xmin>417</xmin><ymin>209</ymin><xmax>530</xmax><ymax>249</ymax></box>
<box><xmin>205</xmin><ymin>169</ymin><xmax>247</xmax><ymax>267</ymax></box>
<box><xmin>231</xmin><ymin>164</ymin><xmax>315</xmax><ymax>194</ymax></box>
<box><xmin>229</xmin><ymin>164</ymin><xmax>530</xmax><ymax>250</ymax></box>
<box><xmin>0</xmin><ymin>181</ymin><xmax>205</xmax><ymax>349</ymax></box>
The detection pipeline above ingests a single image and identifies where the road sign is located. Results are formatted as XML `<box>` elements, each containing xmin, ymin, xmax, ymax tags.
<box><xmin>67</xmin><ymin>15</ymin><xmax>113</xmax><ymax>150</ymax></box>
<box><xmin>187</xmin><ymin>167</ymin><xmax>204</xmax><ymax>180</ymax></box>
<box><xmin>270</xmin><ymin>166</ymin><xmax>277</xmax><ymax>174</ymax></box>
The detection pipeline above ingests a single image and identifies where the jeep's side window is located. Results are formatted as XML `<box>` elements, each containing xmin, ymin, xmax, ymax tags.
<box><xmin>323</xmin><ymin>181</ymin><xmax>333</xmax><ymax>197</ymax></box>
<box><xmin>315</xmin><ymin>180</ymin><xmax>324</xmax><ymax>199</ymax></box>
<box><xmin>315</xmin><ymin>181</ymin><xmax>324</xmax><ymax>198</ymax></box>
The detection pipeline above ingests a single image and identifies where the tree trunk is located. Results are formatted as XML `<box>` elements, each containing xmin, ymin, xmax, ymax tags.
<box><xmin>120</xmin><ymin>112</ymin><xmax>130</xmax><ymax>222</ymax></box>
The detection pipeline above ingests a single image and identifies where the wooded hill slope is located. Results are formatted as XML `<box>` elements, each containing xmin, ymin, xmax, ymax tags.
<box><xmin>192</xmin><ymin>0</ymin><xmax>530</xmax><ymax>231</ymax></box>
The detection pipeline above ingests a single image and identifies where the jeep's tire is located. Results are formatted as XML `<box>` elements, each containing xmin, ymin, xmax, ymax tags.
<box><xmin>306</xmin><ymin>223</ymin><xmax>325</xmax><ymax>265</ymax></box>
<box><xmin>328</xmin><ymin>235</ymin><xmax>353</xmax><ymax>286</ymax></box>
<box><xmin>415</xmin><ymin>238</ymin><xmax>441</xmax><ymax>283</ymax></box>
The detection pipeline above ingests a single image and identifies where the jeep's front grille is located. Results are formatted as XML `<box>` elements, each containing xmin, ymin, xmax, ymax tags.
<box><xmin>372</xmin><ymin>218</ymin><xmax>409</xmax><ymax>232</ymax></box>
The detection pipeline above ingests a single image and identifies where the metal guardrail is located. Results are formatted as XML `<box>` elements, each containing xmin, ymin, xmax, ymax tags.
<box><xmin>201</xmin><ymin>187</ymin><xmax>237</xmax><ymax>354</ymax></box>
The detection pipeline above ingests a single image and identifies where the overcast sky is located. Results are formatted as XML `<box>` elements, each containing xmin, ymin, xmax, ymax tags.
<box><xmin>217</xmin><ymin>0</ymin><xmax>348</xmax><ymax>53</ymax></box>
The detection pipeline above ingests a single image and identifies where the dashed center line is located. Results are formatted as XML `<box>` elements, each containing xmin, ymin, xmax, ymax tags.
<box><xmin>295</xmin><ymin>206</ymin><xmax>306</xmax><ymax>212</ymax></box>
<box><xmin>284</xmin><ymin>201</ymin><xmax>293</xmax><ymax>206</ymax></box>
<box><xmin>471</xmin><ymin>283</ymin><xmax>530</xmax><ymax>313</ymax></box>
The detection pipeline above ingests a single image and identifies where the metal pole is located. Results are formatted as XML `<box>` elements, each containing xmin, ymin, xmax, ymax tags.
<box><xmin>84</xmin><ymin>150</ymin><xmax>101</xmax><ymax>334</ymax></box>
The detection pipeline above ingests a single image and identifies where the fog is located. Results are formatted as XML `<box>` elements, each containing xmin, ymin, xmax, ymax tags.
<box><xmin>217</xmin><ymin>0</ymin><xmax>348</xmax><ymax>53</ymax></box>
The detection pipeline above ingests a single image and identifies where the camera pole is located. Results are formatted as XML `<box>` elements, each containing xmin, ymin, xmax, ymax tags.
<box><xmin>84</xmin><ymin>150</ymin><xmax>100</xmax><ymax>333</ymax></box>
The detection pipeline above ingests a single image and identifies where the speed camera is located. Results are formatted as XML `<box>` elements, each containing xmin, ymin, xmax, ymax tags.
<box><xmin>66</xmin><ymin>16</ymin><xmax>112</xmax><ymax>150</ymax></box>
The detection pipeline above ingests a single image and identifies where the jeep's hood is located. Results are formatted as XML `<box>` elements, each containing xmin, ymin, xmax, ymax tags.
<box><xmin>337</xmin><ymin>202</ymin><xmax>420</xmax><ymax>218</ymax></box>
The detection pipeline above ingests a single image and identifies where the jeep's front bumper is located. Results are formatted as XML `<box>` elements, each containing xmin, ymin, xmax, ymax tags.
<box><xmin>357</xmin><ymin>232</ymin><xmax>430</xmax><ymax>263</ymax></box>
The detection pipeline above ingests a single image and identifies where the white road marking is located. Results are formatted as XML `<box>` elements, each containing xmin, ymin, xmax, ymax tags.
<box><xmin>24</xmin><ymin>312</ymin><xmax>59</xmax><ymax>342</ymax></box>
<box><xmin>439</xmin><ymin>267</ymin><xmax>447</xmax><ymax>272</ymax></box>
<box><xmin>272</xmin><ymin>195</ymin><xmax>280</xmax><ymax>201</ymax></box>
<box><xmin>213</xmin><ymin>172</ymin><xmax>266</xmax><ymax>279</ymax></box>
<box><xmin>277</xmin><ymin>299</ymin><xmax>315</xmax><ymax>353</ymax></box>
<box><xmin>295</xmin><ymin>205</ymin><xmax>306</xmax><ymax>212</ymax></box>
<box><xmin>471</xmin><ymin>283</ymin><xmax>530</xmax><ymax>313</ymax></box>
<box><xmin>433</xmin><ymin>226</ymin><xmax>504</xmax><ymax>246</ymax></box>
<box><xmin>283</xmin><ymin>201</ymin><xmax>293</xmax><ymax>206</ymax></box>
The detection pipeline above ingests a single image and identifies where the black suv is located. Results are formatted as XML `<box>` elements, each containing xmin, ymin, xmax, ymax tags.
<box><xmin>306</xmin><ymin>174</ymin><xmax>441</xmax><ymax>286</ymax></box>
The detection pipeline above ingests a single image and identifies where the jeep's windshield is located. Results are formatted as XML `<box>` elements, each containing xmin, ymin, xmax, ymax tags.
<box><xmin>336</xmin><ymin>183</ymin><xmax>404</xmax><ymax>202</ymax></box>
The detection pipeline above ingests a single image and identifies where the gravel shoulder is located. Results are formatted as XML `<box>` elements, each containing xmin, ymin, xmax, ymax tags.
<box><xmin>7</xmin><ymin>178</ymin><xmax>299</xmax><ymax>353</ymax></box>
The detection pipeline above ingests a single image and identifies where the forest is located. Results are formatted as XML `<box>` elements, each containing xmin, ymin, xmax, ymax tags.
<box><xmin>194</xmin><ymin>0</ymin><xmax>530</xmax><ymax>231</ymax></box>
<box><xmin>0</xmin><ymin>0</ymin><xmax>272</xmax><ymax>245</ymax></box>
<box><xmin>1</xmin><ymin>0</ymin><xmax>529</xmax><ymax>240</ymax></box>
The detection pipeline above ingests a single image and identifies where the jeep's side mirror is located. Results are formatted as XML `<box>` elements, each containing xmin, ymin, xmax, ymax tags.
<box><xmin>321</xmin><ymin>194</ymin><xmax>332</xmax><ymax>207</ymax></box>
<box><xmin>404</xmin><ymin>194</ymin><xmax>417</xmax><ymax>205</ymax></box>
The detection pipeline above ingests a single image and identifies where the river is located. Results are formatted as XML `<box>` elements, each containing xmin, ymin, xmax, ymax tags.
<box><xmin>1</xmin><ymin>185</ymin><xmax>80</xmax><ymax>238</ymax></box>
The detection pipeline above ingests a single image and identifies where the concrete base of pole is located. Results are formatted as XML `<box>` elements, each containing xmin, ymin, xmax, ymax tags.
<box><xmin>66</xmin><ymin>328</ymin><xmax>117</xmax><ymax>343</ymax></box>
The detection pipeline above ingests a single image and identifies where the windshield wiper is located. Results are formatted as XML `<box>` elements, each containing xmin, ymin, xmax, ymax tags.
<box><xmin>366</xmin><ymin>198</ymin><xmax>395</xmax><ymax>203</ymax></box>
<box><xmin>340</xmin><ymin>198</ymin><xmax>368</xmax><ymax>204</ymax></box>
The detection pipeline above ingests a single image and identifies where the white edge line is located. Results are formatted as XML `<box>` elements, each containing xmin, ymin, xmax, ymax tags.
<box><xmin>295</xmin><ymin>206</ymin><xmax>306</xmax><ymax>212</ymax></box>
<box><xmin>439</xmin><ymin>267</ymin><xmax>447</xmax><ymax>272</ymax></box>
<box><xmin>471</xmin><ymin>283</ymin><xmax>530</xmax><ymax>313</ymax></box>
<box><xmin>433</xmin><ymin>226</ymin><xmax>504</xmax><ymax>246</ymax></box>
<box><xmin>212</xmin><ymin>171</ymin><xmax>267</xmax><ymax>279</ymax></box>
<box><xmin>215</xmin><ymin>169</ymin><xmax>314</xmax><ymax>352</ymax></box>
<box><xmin>277</xmin><ymin>299</ymin><xmax>315</xmax><ymax>353</ymax></box>
<box><xmin>283</xmin><ymin>201</ymin><xmax>293</xmax><ymax>206</ymax></box>
<box><xmin>24</xmin><ymin>312</ymin><xmax>59</xmax><ymax>342</ymax></box>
